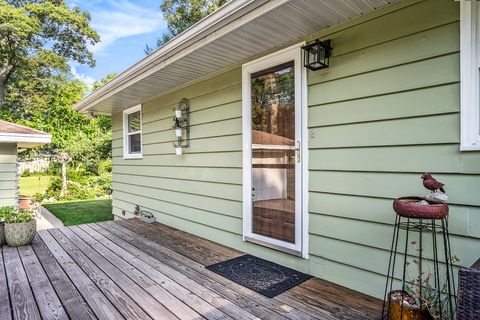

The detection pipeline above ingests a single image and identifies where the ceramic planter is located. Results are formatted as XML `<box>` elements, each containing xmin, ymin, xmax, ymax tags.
<box><xmin>393</xmin><ymin>197</ymin><xmax>448</xmax><ymax>219</ymax></box>
<box><xmin>5</xmin><ymin>219</ymin><xmax>36</xmax><ymax>247</ymax></box>
<box><xmin>387</xmin><ymin>290</ymin><xmax>432</xmax><ymax>320</ymax></box>
<box><xmin>0</xmin><ymin>222</ymin><xmax>5</xmax><ymax>246</ymax></box>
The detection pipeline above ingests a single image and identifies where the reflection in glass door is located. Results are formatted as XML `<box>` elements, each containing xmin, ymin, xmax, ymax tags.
<box><xmin>251</xmin><ymin>61</ymin><xmax>297</xmax><ymax>244</ymax></box>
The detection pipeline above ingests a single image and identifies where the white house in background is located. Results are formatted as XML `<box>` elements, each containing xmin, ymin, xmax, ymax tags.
<box><xmin>0</xmin><ymin>121</ymin><xmax>51</xmax><ymax>207</ymax></box>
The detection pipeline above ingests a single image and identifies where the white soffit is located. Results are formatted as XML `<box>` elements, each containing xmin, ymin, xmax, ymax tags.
<box><xmin>74</xmin><ymin>0</ymin><xmax>399</xmax><ymax>115</ymax></box>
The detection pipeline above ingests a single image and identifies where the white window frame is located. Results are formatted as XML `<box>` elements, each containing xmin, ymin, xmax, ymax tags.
<box><xmin>123</xmin><ymin>105</ymin><xmax>143</xmax><ymax>159</ymax></box>
<box><xmin>460</xmin><ymin>0</ymin><xmax>480</xmax><ymax>151</ymax></box>
<box><xmin>242</xmin><ymin>42</ymin><xmax>309</xmax><ymax>258</ymax></box>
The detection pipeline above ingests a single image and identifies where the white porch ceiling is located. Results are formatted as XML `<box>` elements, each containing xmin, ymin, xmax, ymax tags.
<box><xmin>74</xmin><ymin>0</ymin><xmax>399</xmax><ymax>115</ymax></box>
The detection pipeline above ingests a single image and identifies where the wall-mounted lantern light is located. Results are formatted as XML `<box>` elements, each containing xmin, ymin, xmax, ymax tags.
<box><xmin>302</xmin><ymin>39</ymin><xmax>332</xmax><ymax>71</ymax></box>
<box><xmin>173</xmin><ymin>98</ymin><xmax>190</xmax><ymax>155</ymax></box>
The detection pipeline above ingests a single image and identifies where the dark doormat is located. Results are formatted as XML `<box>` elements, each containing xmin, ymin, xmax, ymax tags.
<box><xmin>206</xmin><ymin>254</ymin><xmax>312</xmax><ymax>298</ymax></box>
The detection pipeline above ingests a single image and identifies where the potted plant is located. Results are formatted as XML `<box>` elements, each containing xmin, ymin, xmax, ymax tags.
<box><xmin>4</xmin><ymin>209</ymin><xmax>36</xmax><ymax>247</ymax></box>
<box><xmin>387</xmin><ymin>241</ymin><xmax>459</xmax><ymax>320</ymax></box>
<box><xmin>387</xmin><ymin>289</ymin><xmax>432</xmax><ymax>320</ymax></box>
<box><xmin>0</xmin><ymin>206</ymin><xmax>15</xmax><ymax>245</ymax></box>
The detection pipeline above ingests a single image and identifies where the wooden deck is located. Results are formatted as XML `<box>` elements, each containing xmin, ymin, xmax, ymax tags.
<box><xmin>0</xmin><ymin>219</ymin><xmax>382</xmax><ymax>320</ymax></box>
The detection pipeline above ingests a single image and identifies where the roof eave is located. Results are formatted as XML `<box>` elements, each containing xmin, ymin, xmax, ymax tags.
<box><xmin>73</xmin><ymin>0</ymin><xmax>274</xmax><ymax>114</ymax></box>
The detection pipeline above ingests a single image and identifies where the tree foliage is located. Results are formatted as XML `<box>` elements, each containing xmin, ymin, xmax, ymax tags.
<box><xmin>92</xmin><ymin>73</ymin><xmax>118</xmax><ymax>91</ymax></box>
<box><xmin>0</xmin><ymin>75</ymin><xmax>112</xmax><ymax>162</ymax></box>
<box><xmin>0</xmin><ymin>1</ymin><xmax>114</xmax><ymax>166</ymax></box>
<box><xmin>0</xmin><ymin>0</ymin><xmax>99</xmax><ymax>108</ymax></box>
<box><xmin>145</xmin><ymin>0</ymin><xmax>227</xmax><ymax>54</ymax></box>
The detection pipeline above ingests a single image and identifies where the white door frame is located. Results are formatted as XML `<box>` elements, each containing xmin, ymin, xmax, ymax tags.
<box><xmin>242</xmin><ymin>42</ymin><xmax>309</xmax><ymax>258</ymax></box>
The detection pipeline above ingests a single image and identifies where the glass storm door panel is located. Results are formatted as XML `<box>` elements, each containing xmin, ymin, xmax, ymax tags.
<box><xmin>250</xmin><ymin>61</ymin><xmax>299</xmax><ymax>245</ymax></box>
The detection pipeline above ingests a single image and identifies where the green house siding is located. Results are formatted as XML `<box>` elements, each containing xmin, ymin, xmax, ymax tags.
<box><xmin>0</xmin><ymin>144</ymin><xmax>18</xmax><ymax>207</ymax></box>
<box><xmin>112</xmin><ymin>0</ymin><xmax>479</xmax><ymax>298</ymax></box>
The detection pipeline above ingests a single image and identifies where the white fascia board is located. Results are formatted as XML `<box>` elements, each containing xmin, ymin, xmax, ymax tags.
<box><xmin>73</xmin><ymin>0</ymin><xmax>290</xmax><ymax>113</ymax></box>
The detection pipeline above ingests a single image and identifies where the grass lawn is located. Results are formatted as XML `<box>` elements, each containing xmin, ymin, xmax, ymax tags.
<box><xmin>19</xmin><ymin>175</ymin><xmax>51</xmax><ymax>196</ymax></box>
<box><xmin>42</xmin><ymin>199</ymin><xmax>113</xmax><ymax>226</ymax></box>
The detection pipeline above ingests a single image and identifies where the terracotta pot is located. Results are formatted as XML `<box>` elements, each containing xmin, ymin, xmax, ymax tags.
<box><xmin>0</xmin><ymin>222</ymin><xmax>5</xmax><ymax>246</ymax></box>
<box><xmin>388</xmin><ymin>290</ymin><xmax>432</xmax><ymax>320</ymax></box>
<box><xmin>5</xmin><ymin>219</ymin><xmax>36</xmax><ymax>247</ymax></box>
<box><xmin>393</xmin><ymin>197</ymin><xmax>448</xmax><ymax>219</ymax></box>
<box><xmin>18</xmin><ymin>196</ymin><xmax>34</xmax><ymax>210</ymax></box>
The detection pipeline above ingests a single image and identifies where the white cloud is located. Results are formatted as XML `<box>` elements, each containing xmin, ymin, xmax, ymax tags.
<box><xmin>74</xmin><ymin>0</ymin><xmax>166</xmax><ymax>55</ymax></box>
<box><xmin>70</xmin><ymin>64</ymin><xmax>97</xmax><ymax>88</ymax></box>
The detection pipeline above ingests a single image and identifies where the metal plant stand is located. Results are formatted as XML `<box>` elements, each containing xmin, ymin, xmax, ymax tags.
<box><xmin>382</xmin><ymin>214</ymin><xmax>457</xmax><ymax>320</ymax></box>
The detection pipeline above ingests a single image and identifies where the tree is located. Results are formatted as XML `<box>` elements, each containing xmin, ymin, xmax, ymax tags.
<box><xmin>0</xmin><ymin>0</ymin><xmax>99</xmax><ymax>108</ymax></box>
<box><xmin>145</xmin><ymin>0</ymin><xmax>227</xmax><ymax>54</ymax></box>
<box><xmin>92</xmin><ymin>73</ymin><xmax>118</xmax><ymax>91</ymax></box>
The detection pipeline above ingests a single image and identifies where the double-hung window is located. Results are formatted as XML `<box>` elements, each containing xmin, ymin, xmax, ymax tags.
<box><xmin>123</xmin><ymin>105</ymin><xmax>142</xmax><ymax>158</ymax></box>
<box><xmin>460</xmin><ymin>0</ymin><xmax>480</xmax><ymax>150</ymax></box>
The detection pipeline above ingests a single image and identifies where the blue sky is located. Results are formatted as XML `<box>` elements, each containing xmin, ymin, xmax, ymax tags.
<box><xmin>67</xmin><ymin>0</ymin><xmax>168</xmax><ymax>86</ymax></box>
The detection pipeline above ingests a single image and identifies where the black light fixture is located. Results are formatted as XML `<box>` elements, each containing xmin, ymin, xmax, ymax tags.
<box><xmin>302</xmin><ymin>39</ymin><xmax>332</xmax><ymax>71</ymax></box>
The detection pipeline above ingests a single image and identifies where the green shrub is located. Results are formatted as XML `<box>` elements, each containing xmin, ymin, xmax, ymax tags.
<box><xmin>0</xmin><ymin>206</ymin><xmax>16</xmax><ymax>222</ymax></box>
<box><xmin>84</xmin><ymin>161</ymin><xmax>99</xmax><ymax>175</ymax></box>
<box><xmin>21</xmin><ymin>171</ymin><xmax>48</xmax><ymax>178</ymax></box>
<box><xmin>88</xmin><ymin>173</ymin><xmax>112</xmax><ymax>194</ymax></box>
<box><xmin>4</xmin><ymin>210</ymin><xmax>34</xmax><ymax>223</ymax></box>
<box><xmin>38</xmin><ymin>176</ymin><xmax>100</xmax><ymax>201</ymax></box>
<box><xmin>66</xmin><ymin>167</ymin><xmax>90</xmax><ymax>184</ymax></box>
<box><xmin>21</xmin><ymin>170</ymin><xmax>31</xmax><ymax>177</ymax></box>
<box><xmin>98</xmin><ymin>159</ymin><xmax>112</xmax><ymax>174</ymax></box>
<box><xmin>0</xmin><ymin>207</ymin><xmax>34</xmax><ymax>223</ymax></box>
<box><xmin>63</xmin><ymin>182</ymin><xmax>96</xmax><ymax>200</ymax></box>
<box><xmin>33</xmin><ymin>192</ymin><xmax>46</xmax><ymax>202</ymax></box>
<box><xmin>47</xmin><ymin>161</ymin><xmax>62</xmax><ymax>175</ymax></box>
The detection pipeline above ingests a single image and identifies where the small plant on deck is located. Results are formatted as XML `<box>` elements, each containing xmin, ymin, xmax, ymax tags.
<box><xmin>3</xmin><ymin>207</ymin><xmax>36</xmax><ymax>247</ymax></box>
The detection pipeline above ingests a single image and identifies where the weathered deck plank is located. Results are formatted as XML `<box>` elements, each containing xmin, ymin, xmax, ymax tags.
<box><xmin>88</xmin><ymin>223</ymin><xmax>260</xmax><ymax>320</ymax></box>
<box><xmin>37</xmin><ymin>230</ymin><xmax>125</xmax><ymax>320</ymax></box>
<box><xmin>1</xmin><ymin>219</ymin><xmax>383</xmax><ymax>320</ymax></box>
<box><xmin>72</xmin><ymin>225</ymin><xmax>227</xmax><ymax>320</ymax></box>
<box><xmin>17</xmin><ymin>245</ymin><xmax>69</xmax><ymax>320</ymax></box>
<box><xmin>47</xmin><ymin>228</ymin><xmax>155</xmax><ymax>320</ymax></box>
<box><xmin>120</xmin><ymin>219</ymin><xmax>334</xmax><ymax>318</ymax></box>
<box><xmin>101</xmin><ymin>220</ymin><xmax>323</xmax><ymax>320</ymax></box>
<box><xmin>125</xmin><ymin>219</ymin><xmax>380</xmax><ymax>319</ymax></box>
<box><xmin>2</xmin><ymin>246</ymin><xmax>41</xmax><ymax>320</ymax></box>
<box><xmin>30</xmin><ymin>235</ymin><xmax>97</xmax><ymax>320</ymax></box>
<box><xmin>57</xmin><ymin>227</ymin><xmax>182</xmax><ymax>320</ymax></box>
<box><xmin>0</xmin><ymin>247</ymin><xmax>13</xmax><ymax>320</ymax></box>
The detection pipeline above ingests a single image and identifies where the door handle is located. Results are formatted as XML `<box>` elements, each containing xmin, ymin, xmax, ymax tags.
<box><xmin>295</xmin><ymin>140</ymin><xmax>301</xmax><ymax>163</ymax></box>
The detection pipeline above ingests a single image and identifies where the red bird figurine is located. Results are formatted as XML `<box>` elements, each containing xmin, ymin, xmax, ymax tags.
<box><xmin>421</xmin><ymin>173</ymin><xmax>446</xmax><ymax>193</ymax></box>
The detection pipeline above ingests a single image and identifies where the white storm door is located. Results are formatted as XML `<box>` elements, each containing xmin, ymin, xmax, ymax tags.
<box><xmin>242</xmin><ymin>43</ymin><xmax>306</xmax><ymax>257</ymax></box>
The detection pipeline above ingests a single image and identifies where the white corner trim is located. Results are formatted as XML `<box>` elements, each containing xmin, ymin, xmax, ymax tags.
<box><xmin>300</xmin><ymin>49</ymin><xmax>309</xmax><ymax>259</ymax></box>
<box><xmin>460</xmin><ymin>0</ymin><xmax>480</xmax><ymax>151</ymax></box>
<box><xmin>123</xmin><ymin>105</ymin><xmax>143</xmax><ymax>159</ymax></box>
